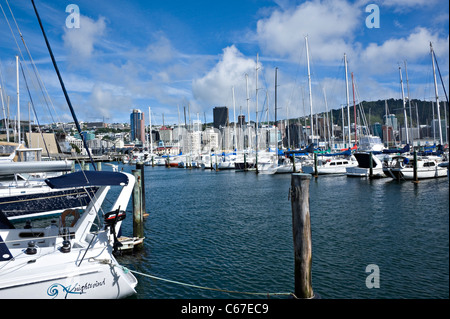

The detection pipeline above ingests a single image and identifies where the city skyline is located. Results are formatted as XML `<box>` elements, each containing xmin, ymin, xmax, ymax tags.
<box><xmin>0</xmin><ymin>0</ymin><xmax>448</xmax><ymax>127</ymax></box>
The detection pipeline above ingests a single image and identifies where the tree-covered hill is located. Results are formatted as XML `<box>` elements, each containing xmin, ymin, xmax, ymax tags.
<box><xmin>327</xmin><ymin>98</ymin><xmax>447</xmax><ymax>127</ymax></box>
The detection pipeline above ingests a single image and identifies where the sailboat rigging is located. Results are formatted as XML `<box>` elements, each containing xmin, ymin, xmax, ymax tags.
<box><xmin>430</xmin><ymin>42</ymin><xmax>443</xmax><ymax>145</ymax></box>
<box><xmin>31</xmin><ymin>0</ymin><xmax>96</xmax><ymax>170</ymax></box>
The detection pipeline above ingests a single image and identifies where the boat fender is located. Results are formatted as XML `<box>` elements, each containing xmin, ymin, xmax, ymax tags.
<box><xmin>61</xmin><ymin>209</ymin><xmax>80</xmax><ymax>227</ymax></box>
<box><xmin>403</xmin><ymin>158</ymin><xmax>409</xmax><ymax>166</ymax></box>
<box><xmin>25</xmin><ymin>241</ymin><xmax>37</xmax><ymax>255</ymax></box>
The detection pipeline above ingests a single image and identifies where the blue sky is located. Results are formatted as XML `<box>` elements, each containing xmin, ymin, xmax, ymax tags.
<box><xmin>0</xmin><ymin>0</ymin><xmax>448</xmax><ymax>126</ymax></box>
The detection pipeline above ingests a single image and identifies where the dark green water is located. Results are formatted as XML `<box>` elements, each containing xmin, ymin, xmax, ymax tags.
<box><xmin>111</xmin><ymin>165</ymin><xmax>448</xmax><ymax>299</ymax></box>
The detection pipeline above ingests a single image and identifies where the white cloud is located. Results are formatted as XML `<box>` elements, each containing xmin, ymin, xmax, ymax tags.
<box><xmin>62</xmin><ymin>15</ymin><xmax>106</xmax><ymax>60</ymax></box>
<box><xmin>192</xmin><ymin>45</ymin><xmax>256</xmax><ymax>106</ymax></box>
<box><xmin>255</xmin><ymin>0</ymin><xmax>360</xmax><ymax>61</ymax></box>
<box><xmin>88</xmin><ymin>84</ymin><xmax>133</xmax><ymax>119</ymax></box>
<box><xmin>359</xmin><ymin>27</ymin><xmax>449</xmax><ymax>74</ymax></box>
<box><xmin>145</xmin><ymin>32</ymin><xmax>176</xmax><ymax>64</ymax></box>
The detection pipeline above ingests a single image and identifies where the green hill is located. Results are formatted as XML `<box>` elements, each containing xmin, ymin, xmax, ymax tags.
<box><xmin>324</xmin><ymin>98</ymin><xmax>447</xmax><ymax>128</ymax></box>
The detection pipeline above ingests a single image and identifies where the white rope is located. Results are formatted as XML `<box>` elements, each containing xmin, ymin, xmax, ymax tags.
<box><xmin>117</xmin><ymin>264</ymin><xmax>297</xmax><ymax>298</ymax></box>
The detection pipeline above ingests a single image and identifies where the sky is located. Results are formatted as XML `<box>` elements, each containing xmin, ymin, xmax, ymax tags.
<box><xmin>0</xmin><ymin>0</ymin><xmax>448</xmax><ymax>126</ymax></box>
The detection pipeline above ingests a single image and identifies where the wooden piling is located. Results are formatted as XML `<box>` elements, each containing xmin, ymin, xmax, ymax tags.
<box><xmin>244</xmin><ymin>153</ymin><xmax>247</xmax><ymax>171</ymax></box>
<box><xmin>412</xmin><ymin>149</ymin><xmax>419</xmax><ymax>184</ymax></box>
<box><xmin>369</xmin><ymin>152</ymin><xmax>373</xmax><ymax>178</ymax></box>
<box><xmin>290</xmin><ymin>173</ymin><xmax>314</xmax><ymax>299</ymax></box>
<box><xmin>136</xmin><ymin>162</ymin><xmax>146</xmax><ymax>215</ymax></box>
<box><xmin>132</xmin><ymin>169</ymin><xmax>144</xmax><ymax>243</ymax></box>
<box><xmin>313</xmin><ymin>153</ymin><xmax>318</xmax><ymax>177</ymax></box>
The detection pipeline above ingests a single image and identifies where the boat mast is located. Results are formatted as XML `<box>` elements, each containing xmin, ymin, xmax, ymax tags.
<box><xmin>384</xmin><ymin>100</ymin><xmax>389</xmax><ymax>147</ymax></box>
<box><xmin>245</xmin><ymin>73</ymin><xmax>251</xmax><ymax>151</ymax></box>
<box><xmin>430</xmin><ymin>42</ymin><xmax>443</xmax><ymax>145</ymax></box>
<box><xmin>16</xmin><ymin>55</ymin><xmax>20</xmax><ymax>144</ymax></box>
<box><xmin>404</xmin><ymin>60</ymin><xmax>414</xmax><ymax>142</ymax></box>
<box><xmin>275</xmin><ymin>67</ymin><xmax>278</xmax><ymax>161</ymax></box>
<box><xmin>255</xmin><ymin>53</ymin><xmax>259</xmax><ymax>173</ymax></box>
<box><xmin>351</xmin><ymin>72</ymin><xmax>357</xmax><ymax>145</ymax></box>
<box><xmin>323</xmin><ymin>87</ymin><xmax>331</xmax><ymax>147</ymax></box>
<box><xmin>415</xmin><ymin>102</ymin><xmax>420</xmax><ymax>140</ymax></box>
<box><xmin>232</xmin><ymin>86</ymin><xmax>236</xmax><ymax>151</ymax></box>
<box><xmin>31</xmin><ymin>0</ymin><xmax>96</xmax><ymax>169</ymax></box>
<box><xmin>305</xmin><ymin>36</ymin><xmax>314</xmax><ymax>145</ymax></box>
<box><xmin>0</xmin><ymin>83</ymin><xmax>8</xmax><ymax>142</ymax></box>
<box><xmin>301</xmin><ymin>86</ymin><xmax>306</xmax><ymax>146</ymax></box>
<box><xmin>148</xmin><ymin>106</ymin><xmax>153</xmax><ymax>153</ymax></box>
<box><xmin>399</xmin><ymin>66</ymin><xmax>409</xmax><ymax>145</ymax></box>
<box><xmin>344</xmin><ymin>53</ymin><xmax>351</xmax><ymax>147</ymax></box>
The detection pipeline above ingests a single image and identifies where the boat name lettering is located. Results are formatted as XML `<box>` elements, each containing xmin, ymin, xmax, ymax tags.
<box><xmin>47</xmin><ymin>278</ymin><xmax>106</xmax><ymax>298</ymax></box>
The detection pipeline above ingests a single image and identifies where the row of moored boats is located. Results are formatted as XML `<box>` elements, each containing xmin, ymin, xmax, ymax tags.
<box><xmin>125</xmin><ymin>141</ymin><xmax>449</xmax><ymax>181</ymax></box>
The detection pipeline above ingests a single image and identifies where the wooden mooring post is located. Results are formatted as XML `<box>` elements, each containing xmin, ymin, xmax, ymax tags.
<box><xmin>412</xmin><ymin>149</ymin><xmax>419</xmax><ymax>184</ymax></box>
<box><xmin>313</xmin><ymin>153</ymin><xmax>318</xmax><ymax>177</ymax></box>
<box><xmin>132</xmin><ymin>167</ymin><xmax>144</xmax><ymax>245</ymax></box>
<box><xmin>136</xmin><ymin>162</ymin><xmax>146</xmax><ymax>214</ymax></box>
<box><xmin>290</xmin><ymin>173</ymin><xmax>314</xmax><ymax>299</ymax></box>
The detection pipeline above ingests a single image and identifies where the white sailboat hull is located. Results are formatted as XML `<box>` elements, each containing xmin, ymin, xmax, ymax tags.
<box><xmin>0</xmin><ymin>233</ymin><xmax>137</xmax><ymax>299</ymax></box>
<box><xmin>389</xmin><ymin>166</ymin><xmax>447</xmax><ymax>180</ymax></box>
<box><xmin>345</xmin><ymin>166</ymin><xmax>385</xmax><ymax>177</ymax></box>
<box><xmin>0</xmin><ymin>172</ymin><xmax>139</xmax><ymax>299</ymax></box>
<box><xmin>383</xmin><ymin>155</ymin><xmax>448</xmax><ymax>180</ymax></box>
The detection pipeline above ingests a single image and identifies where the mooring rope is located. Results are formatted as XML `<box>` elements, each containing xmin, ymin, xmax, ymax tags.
<box><xmin>114</xmin><ymin>263</ymin><xmax>297</xmax><ymax>298</ymax></box>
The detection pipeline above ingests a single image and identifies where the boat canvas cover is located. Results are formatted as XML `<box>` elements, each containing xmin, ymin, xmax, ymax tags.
<box><xmin>381</xmin><ymin>144</ymin><xmax>410</xmax><ymax>154</ymax></box>
<box><xmin>284</xmin><ymin>144</ymin><xmax>315</xmax><ymax>155</ymax></box>
<box><xmin>45</xmin><ymin>171</ymin><xmax>129</xmax><ymax>189</ymax></box>
<box><xmin>319</xmin><ymin>149</ymin><xmax>352</xmax><ymax>157</ymax></box>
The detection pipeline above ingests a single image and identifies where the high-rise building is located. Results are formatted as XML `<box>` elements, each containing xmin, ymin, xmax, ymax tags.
<box><xmin>383</xmin><ymin>114</ymin><xmax>398</xmax><ymax>131</ymax></box>
<box><xmin>238</xmin><ymin>115</ymin><xmax>245</xmax><ymax>127</ymax></box>
<box><xmin>130</xmin><ymin>109</ymin><xmax>145</xmax><ymax>143</ymax></box>
<box><xmin>213</xmin><ymin>106</ymin><xmax>229</xmax><ymax>129</ymax></box>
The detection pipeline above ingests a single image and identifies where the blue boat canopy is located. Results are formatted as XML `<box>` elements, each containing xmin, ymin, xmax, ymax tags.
<box><xmin>45</xmin><ymin>171</ymin><xmax>129</xmax><ymax>189</ymax></box>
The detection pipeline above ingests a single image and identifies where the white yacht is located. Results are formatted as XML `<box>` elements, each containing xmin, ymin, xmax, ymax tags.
<box><xmin>345</xmin><ymin>152</ymin><xmax>386</xmax><ymax>178</ymax></box>
<box><xmin>302</xmin><ymin>151</ymin><xmax>358</xmax><ymax>175</ymax></box>
<box><xmin>0</xmin><ymin>170</ymin><xmax>138</xmax><ymax>299</ymax></box>
<box><xmin>384</xmin><ymin>155</ymin><xmax>448</xmax><ymax>180</ymax></box>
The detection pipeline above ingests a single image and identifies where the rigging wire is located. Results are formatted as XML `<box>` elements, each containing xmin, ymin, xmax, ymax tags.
<box><xmin>0</xmin><ymin>2</ymin><xmax>52</xmax><ymax>151</ymax></box>
<box><xmin>4</xmin><ymin>0</ymin><xmax>60</xmax><ymax>126</ymax></box>
<box><xmin>1</xmin><ymin>2</ymin><xmax>82</xmax><ymax>167</ymax></box>
<box><xmin>31</xmin><ymin>0</ymin><xmax>97</xmax><ymax>170</ymax></box>
<box><xmin>19</xmin><ymin>60</ymin><xmax>50</xmax><ymax>157</ymax></box>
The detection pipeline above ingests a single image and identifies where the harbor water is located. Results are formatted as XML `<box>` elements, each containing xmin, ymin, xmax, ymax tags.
<box><xmin>108</xmin><ymin>164</ymin><xmax>448</xmax><ymax>299</ymax></box>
